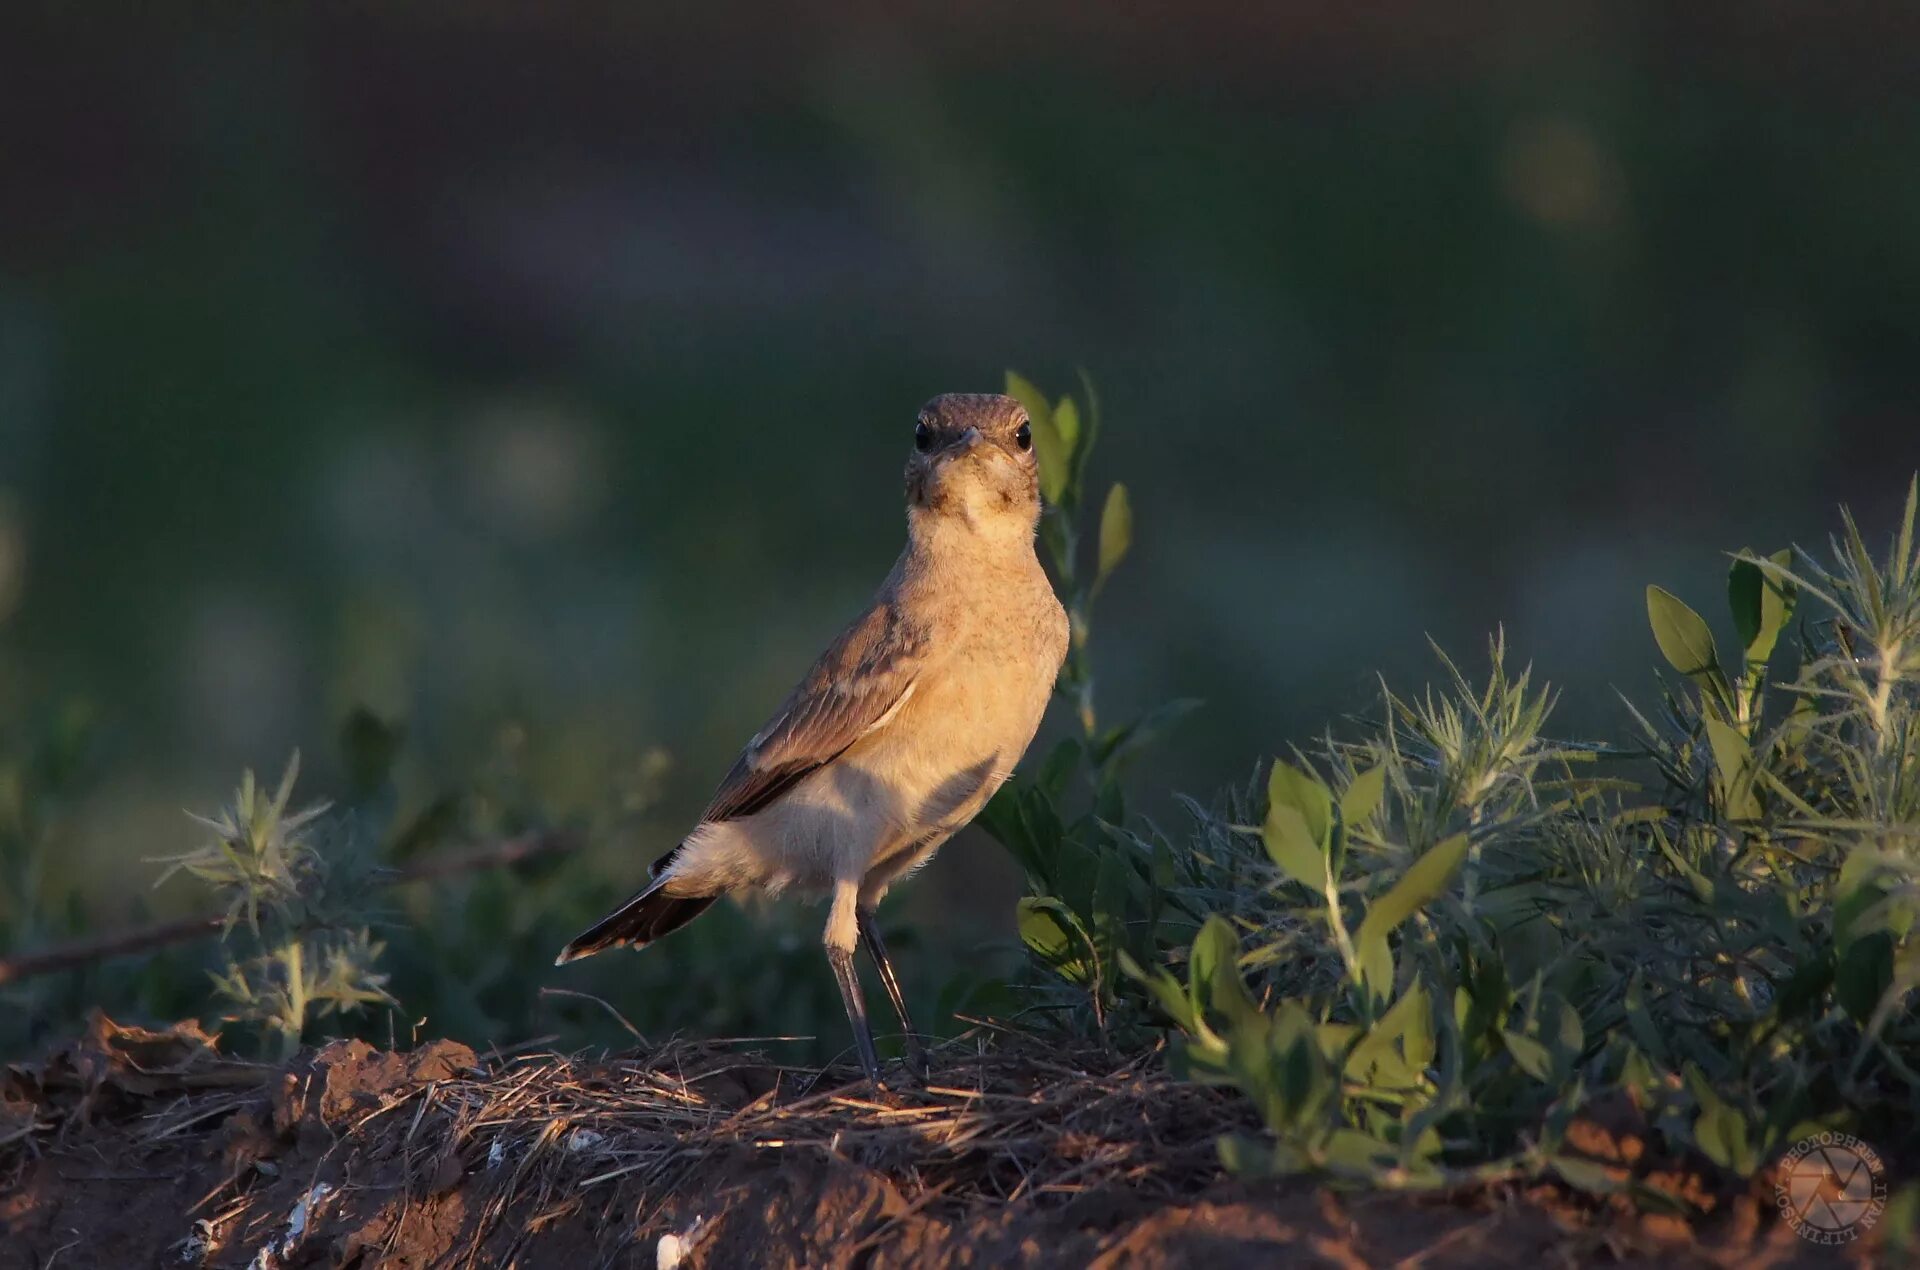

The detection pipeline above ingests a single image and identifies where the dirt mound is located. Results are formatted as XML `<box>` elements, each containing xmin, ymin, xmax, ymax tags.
<box><xmin>0</xmin><ymin>1016</ymin><xmax>1877</xmax><ymax>1268</ymax></box>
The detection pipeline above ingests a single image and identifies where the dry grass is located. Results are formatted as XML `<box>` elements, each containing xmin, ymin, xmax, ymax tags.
<box><xmin>368</xmin><ymin>1030</ymin><xmax>1251</xmax><ymax>1255</ymax></box>
<box><xmin>3</xmin><ymin>1015</ymin><xmax>1257</xmax><ymax>1265</ymax></box>
<box><xmin>3</xmin><ymin>1016</ymin><xmax>1876</xmax><ymax>1268</ymax></box>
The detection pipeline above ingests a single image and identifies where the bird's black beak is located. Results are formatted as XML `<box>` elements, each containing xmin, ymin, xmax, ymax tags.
<box><xmin>938</xmin><ymin>426</ymin><xmax>983</xmax><ymax>462</ymax></box>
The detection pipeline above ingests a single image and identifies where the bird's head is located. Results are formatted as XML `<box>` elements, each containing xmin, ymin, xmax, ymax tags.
<box><xmin>904</xmin><ymin>393</ymin><xmax>1040</xmax><ymax>536</ymax></box>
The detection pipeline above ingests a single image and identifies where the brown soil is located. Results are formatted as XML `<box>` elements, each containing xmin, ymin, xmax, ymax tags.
<box><xmin>0</xmin><ymin>1015</ymin><xmax>1881</xmax><ymax>1268</ymax></box>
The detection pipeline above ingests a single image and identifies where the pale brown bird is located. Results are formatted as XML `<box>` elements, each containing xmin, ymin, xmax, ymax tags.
<box><xmin>556</xmin><ymin>393</ymin><xmax>1069</xmax><ymax>1081</ymax></box>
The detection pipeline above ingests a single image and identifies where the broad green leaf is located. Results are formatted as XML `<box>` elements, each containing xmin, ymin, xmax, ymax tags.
<box><xmin>1091</xmin><ymin>848</ymin><xmax>1133</xmax><ymax>967</ymax></box>
<box><xmin>1321</xmin><ymin>1128</ymin><xmax>1394</xmax><ymax>1176</ymax></box>
<box><xmin>1759</xmin><ymin>547</ymin><xmax>1797</xmax><ymax>649</ymax></box>
<box><xmin>1095</xmin><ymin>483</ymin><xmax>1132</xmax><ymax>593</ymax></box>
<box><xmin>1692</xmin><ymin>1098</ymin><xmax>1752</xmax><ymax>1174</ymax></box>
<box><xmin>1092</xmin><ymin>697</ymin><xmax>1203</xmax><ymax>771</ymax></box>
<box><xmin>1356</xmin><ymin>834</ymin><xmax>1469</xmax><ymax>953</ymax></box>
<box><xmin>1016</xmin><ymin>896</ymin><xmax>1095</xmax><ymax>985</ymax></box>
<box><xmin>1356</xmin><ymin>936</ymin><xmax>1393</xmax><ymax>1000</ymax></box>
<box><xmin>1267</xmin><ymin>760</ymin><xmax>1333</xmax><ymax>848</ymax></box>
<box><xmin>1728</xmin><ymin>548</ymin><xmax>1796</xmax><ymax>666</ymax></box>
<box><xmin>1274</xmin><ymin>1023</ymin><xmax>1330</xmax><ymax>1128</ymax></box>
<box><xmin>1348</xmin><ymin>982</ymin><xmax>1432</xmax><ymax>1078</ymax></box>
<box><xmin>1702</xmin><ymin>717</ymin><xmax>1761</xmax><ymax>821</ymax></box>
<box><xmin>1004</xmin><ymin>371</ymin><xmax>1067</xmax><ymax>504</ymax></box>
<box><xmin>1263</xmin><ymin>805</ymin><xmax>1330</xmax><ymax>892</ymax></box>
<box><xmin>1052</xmin><ymin>395</ymin><xmax>1081</xmax><ymax>460</ymax></box>
<box><xmin>1036</xmin><ymin>738</ymin><xmax>1080</xmax><ymax>801</ymax></box>
<box><xmin>1217</xmin><ymin>1132</ymin><xmax>1285</xmax><ymax>1178</ymax></box>
<box><xmin>1003</xmin><ymin>370</ymin><xmax>1052</xmax><ymax>433</ymax></box>
<box><xmin>1646</xmin><ymin>586</ymin><xmax>1719</xmax><ymax>676</ymax></box>
<box><xmin>1549</xmin><ymin>1154</ymin><xmax>1622</xmax><ymax>1195</ymax></box>
<box><xmin>1118</xmin><ymin>948</ymin><xmax>1196</xmax><ymax>1032</ymax></box>
<box><xmin>1727</xmin><ymin>552</ymin><xmax>1763</xmax><ymax>652</ymax></box>
<box><xmin>1836</xmin><ymin>932</ymin><xmax>1894</xmax><ymax>1026</ymax></box>
<box><xmin>1622</xmin><ymin>973</ymin><xmax>1669</xmax><ymax>1064</ymax></box>
<box><xmin>1402</xmin><ymin>984</ymin><xmax>1436</xmax><ymax>1071</ymax></box>
<box><xmin>1501</xmin><ymin>1029</ymin><xmax>1555</xmax><ymax>1081</ymax></box>
<box><xmin>1339</xmin><ymin>764</ymin><xmax>1387</xmax><ymax>830</ymax></box>
<box><xmin>1556</xmin><ymin>999</ymin><xmax>1585</xmax><ymax>1057</ymax></box>
<box><xmin>1189</xmin><ymin>915</ymin><xmax>1260</xmax><ymax>1029</ymax></box>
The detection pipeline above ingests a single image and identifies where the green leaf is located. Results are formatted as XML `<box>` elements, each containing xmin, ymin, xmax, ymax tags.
<box><xmin>1622</xmin><ymin>973</ymin><xmax>1669</xmax><ymax>1065</ymax></box>
<box><xmin>1263</xmin><ymin>805</ymin><xmax>1330</xmax><ymax>892</ymax></box>
<box><xmin>1320</xmin><ymin>1128</ymin><xmax>1394</xmax><ymax>1177</ymax></box>
<box><xmin>1091</xmin><ymin>848</ymin><xmax>1133</xmax><ymax>969</ymax></box>
<box><xmin>1004</xmin><ymin>371</ymin><xmax>1068</xmax><ymax>505</ymax></box>
<box><xmin>1347</xmin><ymin>983</ymin><xmax>1435</xmax><ymax>1081</ymax></box>
<box><xmin>1356</xmin><ymin>834</ymin><xmax>1469</xmax><ymax>953</ymax></box>
<box><xmin>1016</xmin><ymin>896</ymin><xmax>1096</xmax><ymax>985</ymax></box>
<box><xmin>1036</xmin><ymin>738</ymin><xmax>1080</xmax><ymax>801</ymax></box>
<box><xmin>1701</xmin><ymin>716</ymin><xmax>1761</xmax><ymax>821</ymax></box>
<box><xmin>1052</xmin><ymin>395</ymin><xmax>1081</xmax><ymax>461</ymax></box>
<box><xmin>1217</xmin><ymin>1132</ymin><xmax>1285</xmax><ymax>1178</ymax></box>
<box><xmin>1092</xmin><ymin>698</ymin><xmax>1203</xmax><ymax>772</ymax></box>
<box><xmin>1682</xmin><ymin>1066</ymin><xmax>1756</xmax><ymax>1174</ymax></box>
<box><xmin>1118</xmin><ymin>949</ymin><xmax>1195</xmax><ymax>1032</ymax></box>
<box><xmin>1339</xmin><ymin>765</ymin><xmax>1387</xmax><ymax>830</ymax></box>
<box><xmin>1556</xmin><ymin>999</ymin><xmax>1585</xmax><ymax>1058</ymax></box>
<box><xmin>1728</xmin><ymin>548</ymin><xmax>1797</xmax><ymax>667</ymax></box>
<box><xmin>1836</xmin><ymin>932</ymin><xmax>1894</xmax><ymax>1026</ymax></box>
<box><xmin>1189</xmin><ymin>915</ymin><xmax>1261</xmax><ymax>1029</ymax></box>
<box><xmin>1650</xmin><ymin>826</ymin><xmax>1714</xmax><ymax>904</ymax></box>
<box><xmin>979</xmin><ymin>785</ymin><xmax>1060</xmax><ymax>891</ymax></box>
<box><xmin>1728</xmin><ymin>553</ymin><xmax>1763</xmax><ymax>653</ymax></box>
<box><xmin>1549</xmin><ymin>1154</ymin><xmax>1623</xmax><ymax>1195</ymax></box>
<box><xmin>339</xmin><ymin>708</ymin><xmax>403</xmax><ymax>800</ymax></box>
<box><xmin>1693</xmin><ymin>1099</ymin><xmax>1752</xmax><ymax>1174</ymax></box>
<box><xmin>1095</xmin><ymin>483</ymin><xmax>1132</xmax><ymax>593</ymax></box>
<box><xmin>1267</xmin><ymin>760</ymin><xmax>1333</xmax><ymax>849</ymax></box>
<box><xmin>1003</xmin><ymin>370</ymin><xmax>1051</xmax><ymax>433</ymax></box>
<box><xmin>1646</xmin><ymin>586</ymin><xmax>1719</xmax><ymax>677</ymax></box>
<box><xmin>1356</xmin><ymin>936</ymin><xmax>1393</xmax><ymax>1001</ymax></box>
<box><xmin>1501</xmin><ymin>1029</ymin><xmax>1555</xmax><ymax>1081</ymax></box>
<box><xmin>1401</xmin><ymin>985</ymin><xmax>1436</xmax><ymax>1071</ymax></box>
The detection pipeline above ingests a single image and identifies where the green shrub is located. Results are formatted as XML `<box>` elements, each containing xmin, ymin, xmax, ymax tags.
<box><xmin>997</xmin><ymin>474</ymin><xmax>1920</xmax><ymax>1190</ymax></box>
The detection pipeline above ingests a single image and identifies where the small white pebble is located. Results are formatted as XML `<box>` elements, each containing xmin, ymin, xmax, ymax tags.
<box><xmin>284</xmin><ymin>1181</ymin><xmax>333</xmax><ymax>1244</ymax></box>
<box><xmin>656</xmin><ymin>1216</ymin><xmax>708</xmax><ymax>1270</ymax></box>
<box><xmin>565</xmin><ymin>1128</ymin><xmax>605</xmax><ymax>1153</ymax></box>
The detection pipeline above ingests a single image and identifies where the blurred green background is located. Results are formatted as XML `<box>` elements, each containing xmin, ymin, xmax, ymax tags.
<box><xmin>1</xmin><ymin>6</ymin><xmax>1917</xmax><ymax>1050</ymax></box>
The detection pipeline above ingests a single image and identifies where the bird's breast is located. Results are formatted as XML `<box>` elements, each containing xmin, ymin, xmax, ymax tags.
<box><xmin>859</xmin><ymin>597</ymin><xmax>1062</xmax><ymax>824</ymax></box>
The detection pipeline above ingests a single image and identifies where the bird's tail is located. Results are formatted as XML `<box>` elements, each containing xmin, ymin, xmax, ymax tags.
<box><xmin>553</xmin><ymin>849</ymin><xmax>714</xmax><ymax>965</ymax></box>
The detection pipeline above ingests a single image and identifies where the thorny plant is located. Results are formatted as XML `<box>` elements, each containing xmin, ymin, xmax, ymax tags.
<box><xmin>993</xmin><ymin>473</ymin><xmax>1920</xmax><ymax>1235</ymax></box>
<box><xmin>153</xmin><ymin>752</ymin><xmax>393</xmax><ymax>1057</ymax></box>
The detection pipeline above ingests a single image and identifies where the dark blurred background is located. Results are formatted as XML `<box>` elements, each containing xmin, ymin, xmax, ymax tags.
<box><xmin>1</xmin><ymin>5</ymin><xmax>1917</xmax><ymax>1029</ymax></box>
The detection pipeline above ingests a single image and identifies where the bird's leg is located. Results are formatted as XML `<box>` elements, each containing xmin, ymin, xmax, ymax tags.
<box><xmin>858</xmin><ymin>909</ymin><xmax>928</xmax><ymax>1079</ymax></box>
<box><xmin>826</xmin><ymin>880</ymin><xmax>883</xmax><ymax>1085</ymax></box>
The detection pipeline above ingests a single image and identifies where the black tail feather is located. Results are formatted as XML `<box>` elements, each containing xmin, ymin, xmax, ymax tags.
<box><xmin>554</xmin><ymin>879</ymin><xmax>714</xmax><ymax>965</ymax></box>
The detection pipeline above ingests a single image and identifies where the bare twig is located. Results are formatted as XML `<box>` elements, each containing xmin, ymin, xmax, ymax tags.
<box><xmin>0</xmin><ymin>831</ymin><xmax>580</xmax><ymax>986</ymax></box>
<box><xmin>536</xmin><ymin>988</ymin><xmax>648</xmax><ymax>1046</ymax></box>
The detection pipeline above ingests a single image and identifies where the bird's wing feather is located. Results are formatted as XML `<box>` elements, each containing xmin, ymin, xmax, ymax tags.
<box><xmin>700</xmin><ymin>592</ymin><xmax>927</xmax><ymax>823</ymax></box>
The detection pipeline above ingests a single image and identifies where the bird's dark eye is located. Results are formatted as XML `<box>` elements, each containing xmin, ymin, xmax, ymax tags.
<box><xmin>914</xmin><ymin>421</ymin><xmax>933</xmax><ymax>452</ymax></box>
<box><xmin>1015</xmin><ymin>422</ymin><xmax>1032</xmax><ymax>451</ymax></box>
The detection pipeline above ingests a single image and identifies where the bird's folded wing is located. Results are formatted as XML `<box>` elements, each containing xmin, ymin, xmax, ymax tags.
<box><xmin>699</xmin><ymin>596</ymin><xmax>927</xmax><ymax>824</ymax></box>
